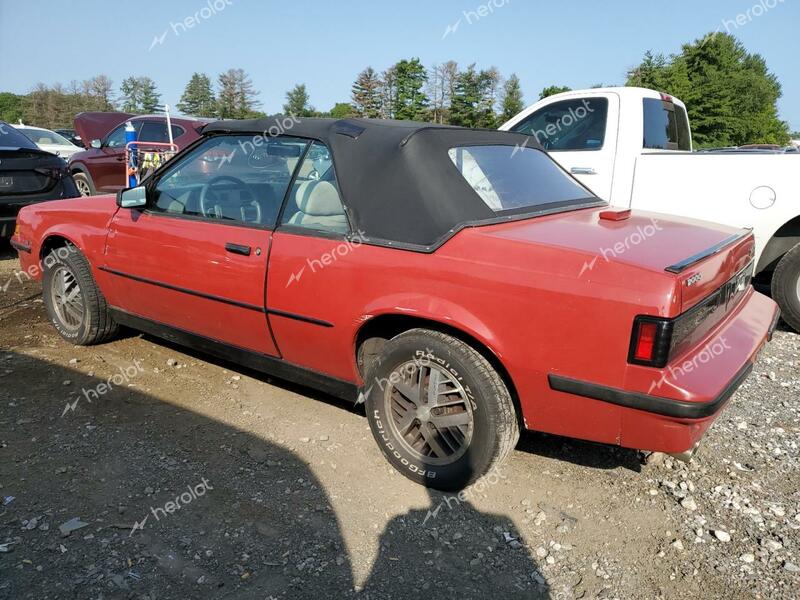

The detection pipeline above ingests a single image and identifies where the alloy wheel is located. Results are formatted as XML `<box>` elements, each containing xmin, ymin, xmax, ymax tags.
<box><xmin>75</xmin><ymin>178</ymin><xmax>91</xmax><ymax>196</ymax></box>
<box><xmin>385</xmin><ymin>360</ymin><xmax>474</xmax><ymax>465</ymax></box>
<box><xmin>50</xmin><ymin>265</ymin><xmax>85</xmax><ymax>332</ymax></box>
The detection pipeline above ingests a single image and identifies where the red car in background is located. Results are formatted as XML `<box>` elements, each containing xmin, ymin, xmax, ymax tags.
<box><xmin>12</xmin><ymin>117</ymin><xmax>780</xmax><ymax>490</ymax></box>
<box><xmin>68</xmin><ymin>112</ymin><xmax>209</xmax><ymax>196</ymax></box>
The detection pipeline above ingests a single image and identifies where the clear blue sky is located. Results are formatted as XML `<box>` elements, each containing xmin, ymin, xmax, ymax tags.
<box><xmin>1</xmin><ymin>0</ymin><xmax>798</xmax><ymax>130</ymax></box>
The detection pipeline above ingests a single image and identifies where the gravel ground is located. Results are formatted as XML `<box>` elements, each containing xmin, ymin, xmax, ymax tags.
<box><xmin>0</xmin><ymin>248</ymin><xmax>798</xmax><ymax>600</ymax></box>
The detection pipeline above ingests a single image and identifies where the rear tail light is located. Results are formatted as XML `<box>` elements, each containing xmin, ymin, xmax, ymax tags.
<box><xmin>628</xmin><ymin>317</ymin><xmax>673</xmax><ymax>368</ymax></box>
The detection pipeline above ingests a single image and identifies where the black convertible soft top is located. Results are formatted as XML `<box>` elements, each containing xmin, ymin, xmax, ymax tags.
<box><xmin>202</xmin><ymin>117</ymin><xmax>601</xmax><ymax>250</ymax></box>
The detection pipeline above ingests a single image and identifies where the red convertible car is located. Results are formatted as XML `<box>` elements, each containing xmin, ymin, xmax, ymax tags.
<box><xmin>11</xmin><ymin>118</ymin><xmax>779</xmax><ymax>490</ymax></box>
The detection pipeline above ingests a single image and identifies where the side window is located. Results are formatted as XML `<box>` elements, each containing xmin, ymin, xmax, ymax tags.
<box><xmin>280</xmin><ymin>142</ymin><xmax>349</xmax><ymax>235</ymax></box>
<box><xmin>149</xmin><ymin>135</ymin><xmax>309</xmax><ymax>227</ymax></box>
<box><xmin>105</xmin><ymin>124</ymin><xmax>134</xmax><ymax>148</ymax></box>
<box><xmin>510</xmin><ymin>98</ymin><xmax>608</xmax><ymax>151</ymax></box>
<box><xmin>139</xmin><ymin>121</ymin><xmax>185</xmax><ymax>143</ymax></box>
<box><xmin>643</xmin><ymin>98</ymin><xmax>691</xmax><ymax>151</ymax></box>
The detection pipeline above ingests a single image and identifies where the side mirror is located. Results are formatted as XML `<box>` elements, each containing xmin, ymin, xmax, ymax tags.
<box><xmin>90</xmin><ymin>139</ymin><xmax>102</xmax><ymax>149</ymax></box>
<box><xmin>117</xmin><ymin>185</ymin><xmax>147</xmax><ymax>208</ymax></box>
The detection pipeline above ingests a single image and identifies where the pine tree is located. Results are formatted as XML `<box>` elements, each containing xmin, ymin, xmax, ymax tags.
<box><xmin>177</xmin><ymin>73</ymin><xmax>217</xmax><ymax>117</ymax></box>
<box><xmin>217</xmin><ymin>69</ymin><xmax>260</xmax><ymax>119</ymax></box>
<box><xmin>500</xmin><ymin>74</ymin><xmax>524</xmax><ymax>123</ymax></box>
<box><xmin>283</xmin><ymin>84</ymin><xmax>313</xmax><ymax>117</ymax></box>
<box><xmin>391</xmin><ymin>58</ymin><xmax>428</xmax><ymax>121</ymax></box>
<box><xmin>448</xmin><ymin>64</ymin><xmax>499</xmax><ymax>128</ymax></box>
<box><xmin>139</xmin><ymin>77</ymin><xmax>160</xmax><ymax>113</ymax></box>
<box><xmin>120</xmin><ymin>77</ymin><xmax>142</xmax><ymax>113</ymax></box>
<box><xmin>351</xmin><ymin>67</ymin><xmax>383</xmax><ymax>118</ymax></box>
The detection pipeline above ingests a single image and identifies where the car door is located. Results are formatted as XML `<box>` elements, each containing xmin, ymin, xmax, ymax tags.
<box><xmin>264</xmin><ymin>141</ymin><xmax>365</xmax><ymax>381</ymax></box>
<box><xmin>93</xmin><ymin>122</ymin><xmax>142</xmax><ymax>193</ymax></box>
<box><xmin>507</xmin><ymin>93</ymin><xmax>619</xmax><ymax>200</ymax></box>
<box><xmin>101</xmin><ymin>134</ymin><xmax>311</xmax><ymax>357</ymax></box>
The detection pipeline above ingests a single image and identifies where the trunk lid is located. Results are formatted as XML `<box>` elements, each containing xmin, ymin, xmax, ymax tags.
<box><xmin>475</xmin><ymin>207</ymin><xmax>754</xmax><ymax>312</ymax></box>
<box><xmin>0</xmin><ymin>149</ymin><xmax>67</xmax><ymax>196</ymax></box>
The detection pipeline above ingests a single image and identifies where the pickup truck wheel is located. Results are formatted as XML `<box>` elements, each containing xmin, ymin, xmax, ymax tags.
<box><xmin>42</xmin><ymin>245</ymin><xmax>118</xmax><ymax>345</ymax></box>
<box><xmin>364</xmin><ymin>328</ymin><xmax>519</xmax><ymax>491</ymax></box>
<box><xmin>72</xmin><ymin>172</ymin><xmax>94</xmax><ymax>196</ymax></box>
<box><xmin>772</xmin><ymin>243</ymin><xmax>800</xmax><ymax>332</ymax></box>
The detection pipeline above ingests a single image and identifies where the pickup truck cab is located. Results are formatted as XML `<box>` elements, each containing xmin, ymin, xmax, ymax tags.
<box><xmin>501</xmin><ymin>87</ymin><xmax>800</xmax><ymax>331</ymax></box>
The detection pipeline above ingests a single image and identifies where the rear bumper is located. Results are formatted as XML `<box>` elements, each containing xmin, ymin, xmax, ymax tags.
<box><xmin>548</xmin><ymin>360</ymin><xmax>756</xmax><ymax>420</ymax></box>
<box><xmin>546</xmin><ymin>289</ymin><xmax>780</xmax><ymax>454</ymax></box>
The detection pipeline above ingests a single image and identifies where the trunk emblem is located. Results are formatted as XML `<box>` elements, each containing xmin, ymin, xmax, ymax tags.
<box><xmin>685</xmin><ymin>273</ymin><xmax>702</xmax><ymax>287</ymax></box>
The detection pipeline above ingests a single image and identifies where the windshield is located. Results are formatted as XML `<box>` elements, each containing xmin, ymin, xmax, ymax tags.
<box><xmin>0</xmin><ymin>123</ymin><xmax>39</xmax><ymax>150</ymax></box>
<box><xmin>448</xmin><ymin>145</ymin><xmax>596</xmax><ymax>213</ymax></box>
<box><xmin>17</xmin><ymin>127</ymin><xmax>76</xmax><ymax>147</ymax></box>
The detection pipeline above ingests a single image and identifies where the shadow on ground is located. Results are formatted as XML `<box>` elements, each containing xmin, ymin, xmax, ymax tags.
<box><xmin>0</xmin><ymin>353</ymin><xmax>551</xmax><ymax>599</ymax></box>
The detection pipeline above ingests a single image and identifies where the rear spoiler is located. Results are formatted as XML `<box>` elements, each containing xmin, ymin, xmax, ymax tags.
<box><xmin>665</xmin><ymin>229</ymin><xmax>752</xmax><ymax>274</ymax></box>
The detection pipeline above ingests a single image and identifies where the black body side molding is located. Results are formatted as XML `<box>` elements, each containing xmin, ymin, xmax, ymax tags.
<box><xmin>108</xmin><ymin>308</ymin><xmax>355</xmax><ymax>401</ymax></box>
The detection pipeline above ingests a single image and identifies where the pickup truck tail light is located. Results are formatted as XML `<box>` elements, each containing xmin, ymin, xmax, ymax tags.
<box><xmin>629</xmin><ymin>317</ymin><xmax>674</xmax><ymax>368</ymax></box>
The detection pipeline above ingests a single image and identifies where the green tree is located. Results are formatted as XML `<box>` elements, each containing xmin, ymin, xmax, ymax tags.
<box><xmin>283</xmin><ymin>83</ymin><xmax>314</xmax><ymax>117</ymax></box>
<box><xmin>391</xmin><ymin>58</ymin><xmax>428</xmax><ymax>120</ymax></box>
<box><xmin>177</xmin><ymin>73</ymin><xmax>217</xmax><ymax>117</ymax></box>
<box><xmin>0</xmin><ymin>92</ymin><xmax>24</xmax><ymax>123</ymax></box>
<box><xmin>539</xmin><ymin>85</ymin><xmax>571</xmax><ymax>100</ymax></box>
<box><xmin>351</xmin><ymin>67</ymin><xmax>383</xmax><ymax>118</ymax></box>
<box><xmin>328</xmin><ymin>102</ymin><xmax>355</xmax><ymax>119</ymax></box>
<box><xmin>217</xmin><ymin>68</ymin><xmax>260</xmax><ymax>119</ymax></box>
<box><xmin>139</xmin><ymin>77</ymin><xmax>160</xmax><ymax>113</ymax></box>
<box><xmin>448</xmin><ymin>64</ymin><xmax>500</xmax><ymax>128</ymax></box>
<box><xmin>500</xmin><ymin>73</ymin><xmax>524</xmax><ymax>122</ymax></box>
<box><xmin>119</xmin><ymin>76</ymin><xmax>160</xmax><ymax>113</ymax></box>
<box><xmin>626</xmin><ymin>33</ymin><xmax>789</xmax><ymax>147</ymax></box>
<box><xmin>119</xmin><ymin>77</ymin><xmax>142</xmax><ymax>112</ymax></box>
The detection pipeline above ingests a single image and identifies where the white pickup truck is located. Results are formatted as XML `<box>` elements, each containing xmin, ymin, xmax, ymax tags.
<box><xmin>501</xmin><ymin>86</ymin><xmax>800</xmax><ymax>331</ymax></box>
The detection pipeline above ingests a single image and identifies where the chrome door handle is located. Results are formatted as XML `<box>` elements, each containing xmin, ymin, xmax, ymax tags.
<box><xmin>571</xmin><ymin>167</ymin><xmax>597</xmax><ymax>175</ymax></box>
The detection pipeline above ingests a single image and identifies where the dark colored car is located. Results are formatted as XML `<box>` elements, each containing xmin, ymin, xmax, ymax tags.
<box><xmin>55</xmin><ymin>128</ymin><xmax>83</xmax><ymax>147</ymax></box>
<box><xmin>13</xmin><ymin>117</ymin><xmax>778</xmax><ymax>490</ymax></box>
<box><xmin>0</xmin><ymin>121</ymin><xmax>78</xmax><ymax>238</ymax></box>
<box><xmin>68</xmin><ymin>112</ymin><xmax>209</xmax><ymax>196</ymax></box>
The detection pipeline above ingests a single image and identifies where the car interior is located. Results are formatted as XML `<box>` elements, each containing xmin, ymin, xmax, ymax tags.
<box><xmin>149</xmin><ymin>137</ymin><xmax>349</xmax><ymax>235</ymax></box>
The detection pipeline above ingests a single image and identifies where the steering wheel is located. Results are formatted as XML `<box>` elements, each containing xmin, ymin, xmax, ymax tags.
<box><xmin>199</xmin><ymin>175</ymin><xmax>261</xmax><ymax>223</ymax></box>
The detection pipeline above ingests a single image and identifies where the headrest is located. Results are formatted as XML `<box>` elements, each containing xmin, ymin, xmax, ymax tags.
<box><xmin>295</xmin><ymin>181</ymin><xmax>343</xmax><ymax>216</ymax></box>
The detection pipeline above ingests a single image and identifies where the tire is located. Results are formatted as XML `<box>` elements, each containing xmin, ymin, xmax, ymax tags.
<box><xmin>72</xmin><ymin>172</ymin><xmax>94</xmax><ymax>196</ymax></box>
<box><xmin>771</xmin><ymin>242</ymin><xmax>800</xmax><ymax>333</ymax></box>
<box><xmin>364</xmin><ymin>328</ymin><xmax>519</xmax><ymax>491</ymax></box>
<box><xmin>42</xmin><ymin>244</ymin><xmax>118</xmax><ymax>345</ymax></box>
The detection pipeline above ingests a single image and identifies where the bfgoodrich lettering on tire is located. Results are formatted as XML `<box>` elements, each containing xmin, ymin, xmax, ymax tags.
<box><xmin>771</xmin><ymin>242</ymin><xmax>800</xmax><ymax>332</ymax></box>
<box><xmin>364</xmin><ymin>328</ymin><xmax>519</xmax><ymax>491</ymax></box>
<box><xmin>42</xmin><ymin>244</ymin><xmax>119</xmax><ymax>346</ymax></box>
